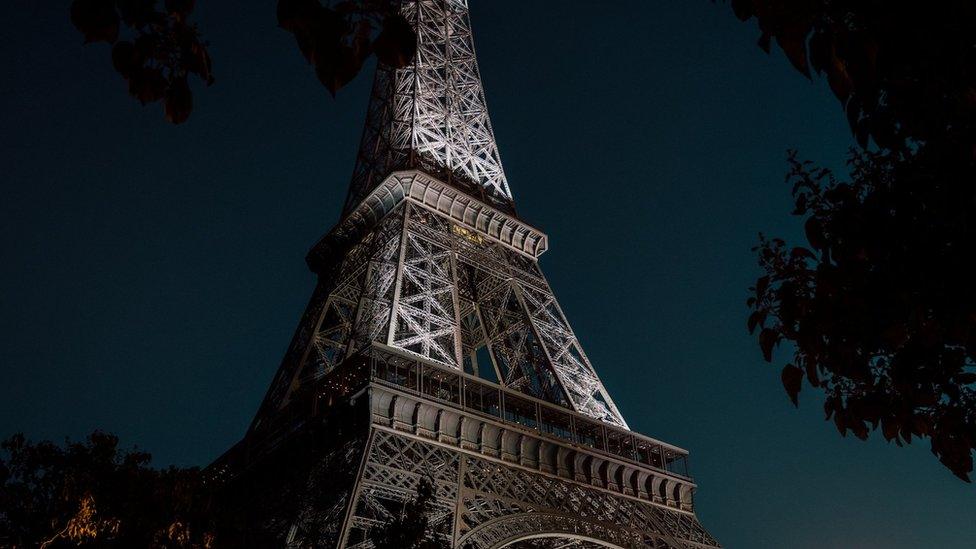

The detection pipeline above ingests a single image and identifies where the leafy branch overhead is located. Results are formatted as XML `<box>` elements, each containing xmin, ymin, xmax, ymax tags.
<box><xmin>277</xmin><ymin>0</ymin><xmax>417</xmax><ymax>96</ymax></box>
<box><xmin>70</xmin><ymin>1</ymin><xmax>416</xmax><ymax>122</ymax></box>
<box><xmin>70</xmin><ymin>0</ymin><xmax>213</xmax><ymax>124</ymax></box>
<box><xmin>750</xmin><ymin>149</ymin><xmax>976</xmax><ymax>482</ymax></box>
<box><xmin>731</xmin><ymin>0</ymin><xmax>976</xmax><ymax>481</ymax></box>
<box><xmin>729</xmin><ymin>0</ymin><xmax>976</xmax><ymax>151</ymax></box>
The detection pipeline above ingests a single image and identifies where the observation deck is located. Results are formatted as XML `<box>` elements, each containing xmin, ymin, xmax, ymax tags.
<box><xmin>286</xmin><ymin>343</ymin><xmax>703</xmax><ymax>513</ymax></box>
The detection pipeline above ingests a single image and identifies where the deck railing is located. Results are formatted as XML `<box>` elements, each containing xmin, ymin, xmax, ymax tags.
<box><xmin>333</xmin><ymin>343</ymin><xmax>691</xmax><ymax>480</ymax></box>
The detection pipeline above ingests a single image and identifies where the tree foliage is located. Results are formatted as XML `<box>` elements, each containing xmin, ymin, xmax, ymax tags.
<box><xmin>728</xmin><ymin>1</ymin><xmax>975</xmax><ymax>151</ymax></box>
<box><xmin>277</xmin><ymin>0</ymin><xmax>417</xmax><ymax>96</ymax></box>
<box><xmin>0</xmin><ymin>424</ymin><xmax>448</xmax><ymax>546</ymax></box>
<box><xmin>369</xmin><ymin>477</ymin><xmax>448</xmax><ymax>549</ymax></box>
<box><xmin>70</xmin><ymin>0</ymin><xmax>213</xmax><ymax>124</ymax></box>
<box><xmin>69</xmin><ymin>1</ymin><xmax>417</xmax><ymax>122</ymax></box>
<box><xmin>731</xmin><ymin>0</ymin><xmax>976</xmax><ymax>480</ymax></box>
<box><xmin>0</xmin><ymin>432</ymin><xmax>217</xmax><ymax>547</ymax></box>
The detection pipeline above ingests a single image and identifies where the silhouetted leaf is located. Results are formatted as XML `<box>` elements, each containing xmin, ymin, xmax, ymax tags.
<box><xmin>70</xmin><ymin>0</ymin><xmax>120</xmax><ymax>44</ymax></box>
<box><xmin>277</xmin><ymin>0</ymin><xmax>321</xmax><ymax>33</ymax></box>
<box><xmin>803</xmin><ymin>360</ymin><xmax>819</xmax><ymax>387</ymax></box>
<box><xmin>132</xmin><ymin>31</ymin><xmax>157</xmax><ymax>59</ymax></box>
<box><xmin>164</xmin><ymin>76</ymin><xmax>192</xmax><ymax>124</ymax></box>
<box><xmin>808</xmin><ymin>31</ymin><xmax>830</xmax><ymax>75</ymax></box>
<box><xmin>793</xmin><ymin>192</ymin><xmax>808</xmax><ymax>215</ymax></box>
<box><xmin>759</xmin><ymin>328</ymin><xmax>778</xmax><ymax>362</ymax></box>
<box><xmin>315</xmin><ymin>45</ymin><xmax>361</xmax><ymax>96</ymax></box>
<box><xmin>756</xmin><ymin>274</ymin><xmax>770</xmax><ymax>299</ymax></box>
<box><xmin>165</xmin><ymin>0</ymin><xmax>195</xmax><ymax>18</ymax></box>
<box><xmin>845</xmin><ymin>97</ymin><xmax>861</xmax><ymax>134</ymax></box>
<box><xmin>128</xmin><ymin>66</ymin><xmax>167</xmax><ymax>104</ymax></box>
<box><xmin>790</xmin><ymin>246</ymin><xmax>816</xmax><ymax>261</ymax></box>
<box><xmin>804</xmin><ymin>217</ymin><xmax>825</xmax><ymax>250</ymax></box>
<box><xmin>308</xmin><ymin>8</ymin><xmax>347</xmax><ymax>66</ymax></box>
<box><xmin>826</xmin><ymin>54</ymin><xmax>852</xmax><ymax>102</ymax></box>
<box><xmin>757</xmin><ymin>31</ymin><xmax>771</xmax><ymax>54</ymax></box>
<box><xmin>373</xmin><ymin>14</ymin><xmax>416</xmax><ymax>68</ymax></box>
<box><xmin>777</xmin><ymin>33</ymin><xmax>811</xmax><ymax>78</ymax></box>
<box><xmin>184</xmin><ymin>40</ymin><xmax>214</xmax><ymax>85</ymax></box>
<box><xmin>370</xmin><ymin>477</ymin><xmax>448</xmax><ymax>549</ymax></box>
<box><xmin>116</xmin><ymin>0</ymin><xmax>155</xmax><ymax>27</ymax></box>
<box><xmin>881</xmin><ymin>416</ymin><xmax>899</xmax><ymax>441</ymax></box>
<box><xmin>111</xmin><ymin>40</ymin><xmax>139</xmax><ymax>77</ymax></box>
<box><xmin>834</xmin><ymin>410</ymin><xmax>848</xmax><ymax>436</ymax></box>
<box><xmin>747</xmin><ymin>310</ymin><xmax>767</xmax><ymax>334</ymax></box>
<box><xmin>730</xmin><ymin>0</ymin><xmax>753</xmax><ymax>21</ymax></box>
<box><xmin>781</xmin><ymin>365</ymin><xmax>803</xmax><ymax>406</ymax></box>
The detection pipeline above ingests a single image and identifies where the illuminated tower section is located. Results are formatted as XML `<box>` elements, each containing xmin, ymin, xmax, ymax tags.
<box><xmin>216</xmin><ymin>2</ymin><xmax>721</xmax><ymax>548</ymax></box>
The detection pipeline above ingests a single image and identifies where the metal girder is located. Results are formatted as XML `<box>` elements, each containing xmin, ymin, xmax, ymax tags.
<box><xmin>242</xmin><ymin>2</ymin><xmax>720</xmax><ymax>547</ymax></box>
<box><xmin>255</xmin><ymin>199</ymin><xmax>629</xmax><ymax>428</ymax></box>
<box><xmin>334</xmin><ymin>428</ymin><xmax>719</xmax><ymax>549</ymax></box>
<box><xmin>345</xmin><ymin>0</ymin><xmax>513</xmax><ymax>215</ymax></box>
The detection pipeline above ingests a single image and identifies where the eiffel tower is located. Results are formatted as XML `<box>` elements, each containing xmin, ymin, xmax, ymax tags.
<box><xmin>212</xmin><ymin>2</ymin><xmax>720</xmax><ymax>547</ymax></box>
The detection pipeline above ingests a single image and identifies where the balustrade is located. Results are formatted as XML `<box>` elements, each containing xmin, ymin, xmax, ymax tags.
<box><xmin>323</xmin><ymin>344</ymin><xmax>692</xmax><ymax>480</ymax></box>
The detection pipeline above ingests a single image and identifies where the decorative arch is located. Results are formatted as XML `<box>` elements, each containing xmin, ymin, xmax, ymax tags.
<box><xmin>457</xmin><ymin>512</ymin><xmax>637</xmax><ymax>549</ymax></box>
<box><xmin>500</xmin><ymin>533</ymin><xmax>623</xmax><ymax>548</ymax></box>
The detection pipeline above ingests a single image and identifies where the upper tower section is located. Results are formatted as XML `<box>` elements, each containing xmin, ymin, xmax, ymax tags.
<box><xmin>344</xmin><ymin>0</ymin><xmax>513</xmax><ymax>216</ymax></box>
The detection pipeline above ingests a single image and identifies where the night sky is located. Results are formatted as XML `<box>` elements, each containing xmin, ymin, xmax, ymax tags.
<box><xmin>2</xmin><ymin>1</ymin><xmax>974</xmax><ymax>547</ymax></box>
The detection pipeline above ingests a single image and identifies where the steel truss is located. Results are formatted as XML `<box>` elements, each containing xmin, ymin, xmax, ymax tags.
<box><xmin>239</xmin><ymin>0</ymin><xmax>720</xmax><ymax>547</ymax></box>
<box><xmin>346</xmin><ymin>0</ymin><xmax>512</xmax><ymax>215</ymax></box>
<box><xmin>255</xmin><ymin>198</ymin><xmax>627</xmax><ymax>429</ymax></box>
<box><xmin>335</xmin><ymin>428</ymin><xmax>718</xmax><ymax>549</ymax></box>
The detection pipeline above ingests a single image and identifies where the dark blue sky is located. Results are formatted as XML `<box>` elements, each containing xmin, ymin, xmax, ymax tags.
<box><xmin>2</xmin><ymin>2</ymin><xmax>973</xmax><ymax>547</ymax></box>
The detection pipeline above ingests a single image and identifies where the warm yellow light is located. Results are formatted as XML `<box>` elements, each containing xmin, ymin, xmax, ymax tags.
<box><xmin>452</xmin><ymin>224</ymin><xmax>484</xmax><ymax>245</ymax></box>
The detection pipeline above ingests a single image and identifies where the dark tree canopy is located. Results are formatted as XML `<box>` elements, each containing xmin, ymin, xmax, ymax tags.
<box><xmin>69</xmin><ymin>0</ymin><xmax>416</xmax><ymax>122</ymax></box>
<box><xmin>0</xmin><ymin>432</ymin><xmax>217</xmax><ymax>547</ymax></box>
<box><xmin>276</xmin><ymin>0</ymin><xmax>417</xmax><ymax>96</ymax></box>
<box><xmin>729</xmin><ymin>0</ymin><xmax>976</xmax><ymax>150</ymax></box>
<box><xmin>0</xmin><ymin>429</ymin><xmax>457</xmax><ymax>547</ymax></box>
<box><xmin>70</xmin><ymin>0</ymin><xmax>213</xmax><ymax>124</ymax></box>
<box><xmin>731</xmin><ymin>0</ymin><xmax>976</xmax><ymax>480</ymax></box>
<box><xmin>369</xmin><ymin>477</ymin><xmax>449</xmax><ymax>549</ymax></box>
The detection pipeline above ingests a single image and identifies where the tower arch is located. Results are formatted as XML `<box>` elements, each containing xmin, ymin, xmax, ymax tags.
<box><xmin>502</xmin><ymin>534</ymin><xmax>623</xmax><ymax>549</ymax></box>
<box><xmin>457</xmin><ymin>513</ymin><xmax>630</xmax><ymax>549</ymax></box>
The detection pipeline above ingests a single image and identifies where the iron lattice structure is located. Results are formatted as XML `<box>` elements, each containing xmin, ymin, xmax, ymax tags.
<box><xmin>344</xmin><ymin>0</ymin><xmax>512</xmax><ymax>216</ymax></box>
<box><xmin>216</xmin><ymin>1</ymin><xmax>720</xmax><ymax>548</ymax></box>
